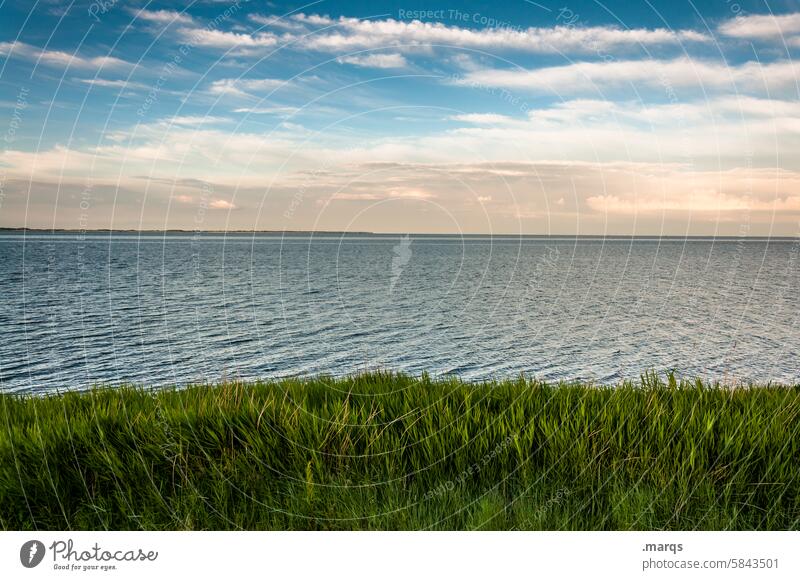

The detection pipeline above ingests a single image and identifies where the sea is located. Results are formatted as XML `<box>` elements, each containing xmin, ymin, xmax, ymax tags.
<box><xmin>1</xmin><ymin>231</ymin><xmax>798</xmax><ymax>393</ymax></box>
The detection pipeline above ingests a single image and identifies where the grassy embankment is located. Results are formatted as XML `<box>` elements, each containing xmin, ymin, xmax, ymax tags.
<box><xmin>1</xmin><ymin>372</ymin><xmax>798</xmax><ymax>530</ymax></box>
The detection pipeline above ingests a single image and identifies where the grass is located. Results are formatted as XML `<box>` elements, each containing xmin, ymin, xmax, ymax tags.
<box><xmin>1</xmin><ymin>371</ymin><xmax>798</xmax><ymax>530</ymax></box>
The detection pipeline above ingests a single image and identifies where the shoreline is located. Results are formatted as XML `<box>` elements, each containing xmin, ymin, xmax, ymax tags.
<box><xmin>2</xmin><ymin>228</ymin><xmax>800</xmax><ymax>241</ymax></box>
<box><xmin>7</xmin><ymin>369</ymin><xmax>799</xmax><ymax>397</ymax></box>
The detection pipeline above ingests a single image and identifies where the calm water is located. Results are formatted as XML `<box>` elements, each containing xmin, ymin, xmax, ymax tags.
<box><xmin>1</xmin><ymin>232</ymin><xmax>798</xmax><ymax>393</ymax></box>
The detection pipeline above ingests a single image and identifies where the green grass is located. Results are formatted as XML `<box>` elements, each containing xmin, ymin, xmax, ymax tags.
<box><xmin>1</xmin><ymin>371</ymin><xmax>798</xmax><ymax>530</ymax></box>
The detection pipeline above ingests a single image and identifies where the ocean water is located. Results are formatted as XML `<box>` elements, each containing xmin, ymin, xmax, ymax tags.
<box><xmin>1</xmin><ymin>232</ymin><xmax>798</xmax><ymax>393</ymax></box>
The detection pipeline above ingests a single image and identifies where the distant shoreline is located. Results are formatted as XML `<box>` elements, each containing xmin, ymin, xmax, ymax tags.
<box><xmin>1</xmin><ymin>228</ymin><xmax>798</xmax><ymax>241</ymax></box>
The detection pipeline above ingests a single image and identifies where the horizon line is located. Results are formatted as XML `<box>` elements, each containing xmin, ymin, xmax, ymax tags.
<box><xmin>1</xmin><ymin>227</ymin><xmax>799</xmax><ymax>240</ymax></box>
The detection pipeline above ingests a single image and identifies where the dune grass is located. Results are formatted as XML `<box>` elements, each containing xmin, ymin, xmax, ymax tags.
<box><xmin>0</xmin><ymin>371</ymin><xmax>798</xmax><ymax>530</ymax></box>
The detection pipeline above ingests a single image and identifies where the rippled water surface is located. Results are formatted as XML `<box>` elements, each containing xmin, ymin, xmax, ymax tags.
<box><xmin>1</xmin><ymin>232</ymin><xmax>798</xmax><ymax>393</ymax></box>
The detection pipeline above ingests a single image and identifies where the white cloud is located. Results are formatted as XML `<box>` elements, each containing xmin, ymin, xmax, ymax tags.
<box><xmin>208</xmin><ymin>78</ymin><xmax>285</xmax><ymax>98</ymax></box>
<box><xmin>587</xmin><ymin>189</ymin><xmax>800</xmax><ymax>214</ymax></box>
<box><xmin>329</xmin><ymin>187</ymin><xmax>433</xmax><ymax>201</ymax></box>
<box><xmin>336</xmin><ymin>53</ymin><xmax>408</xmax><ymax>69</ymax></box>
<box><xmin>283</xmin><ymin>14</ymin><xmax>709</xmax><ymax>54</ymax></box>
<box><xmin>421</xmin><ymin>95</ymin><xmax>800</xmax><ymax>170</ymax></box>
<box><xmin>448</xmin><ymin>113</ymin><xmax>516</xmax><ymax>124</ymax></box>
<box><xmin>129</xmin><ymin>8</ymin><xmax>196</xmax><ymax>26</ymax></box>
<box><xmin>455</xmin><ymin>57</ymin><xmax>800</xmax><ymax>95</ymax></box>
<box><xmin>233</xmin><ymin>106</ymin><xmax>299</xmax><ymax>115</ymax></box>
<box><xmin>176</xmin><ymin>27</ymin><xmax>278</xmax><ymax>49</ymax></box>
<box><xmin>79</xmin><ymin>78</ymin><xmax>149</xmax><ymax>90</ymax></box>
<box><xmin>388</xmin><ymin>187</ymin><xmax>434</xmax><ymax>199</ymax></box>
<box><xmin>160</xmin><ymin>115</ymin><xmax>228</xmax><ymax>126</ymax></box>
<box><xmin>173</xmin><ymin>12</ymin><xmax>709</xmax><ymax>56</ymax></box>
<box><xmin>719</xmin><ymin>12</ymin><xmax>800</xmax><ymax>40</ymax></box>
<box><xmin>519</xmin><ymin>96</ymin><xmax>800</xmax><ymax>126</ymax></box>
<box><xmin>209</xmin><ymin>199</ymin><xmax>237</xmax><ymax>209</ymax></box>
<box><xmin>248</xmin><ymin>14</ymin><xmax>310</xmax><ymax>31</ymax></box>
<box><xmin>711</xmin><ymin>95</ymin><xmax>800</xmax><ymax>117</ymax></box>
<box><xmin>0</xmin><ymin>41</ymin><xmax>134</xmax><ymax>72</ymax></box>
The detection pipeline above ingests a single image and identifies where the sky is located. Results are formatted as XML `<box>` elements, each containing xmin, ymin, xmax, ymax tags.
<box><xmin>2</xmin><ymin>0</ymin><xmax>800</xmax><ymax>235</ymax></box>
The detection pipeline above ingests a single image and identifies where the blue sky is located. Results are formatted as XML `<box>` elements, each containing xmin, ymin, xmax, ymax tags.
<box><xmin>2</xmin><ymin>0</ymin><xmax>800</xmax><ymax>234</ymax></box>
